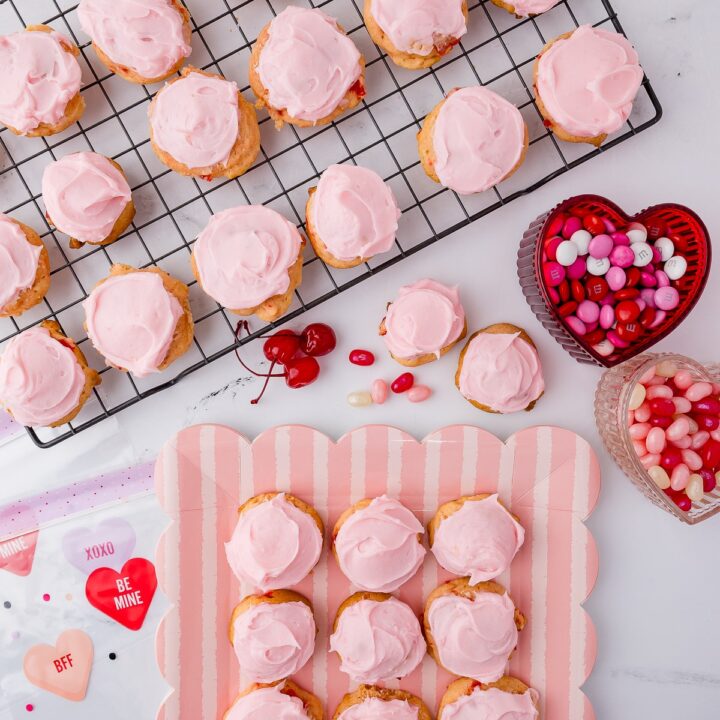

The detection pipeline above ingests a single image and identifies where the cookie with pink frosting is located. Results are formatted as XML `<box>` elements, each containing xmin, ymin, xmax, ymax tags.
<box><xmin>78</xmin><ymin>0</ymin><xmax>192</xmax><ymax>84</ymax></box>
<box><xmin>223</xmin><ymin>680</ymin><xmax>323</xmax><ymax>720</ymax></box>
<box><xmin>149</xmin><ymin>66</ymin><xmax>260</xmax><ymax>180</ymax></box>
<box><xmin>0</xmin><ymin>215</ymin><xmax>50</xmax><ymax>318</ymax></box>
<box><xmin>379</xmin><ymin>278</ymin><xmax>466</xmax><ymax>366</ymax></box>
<box><xmin>229</xmin><ymin>590</ymin><xmax>316</xmax><ymax>684</ymax></box>
<box><xmin>0</xmin><ymin>25</ymin><xmax>84</xmax><ymax>137</ymax></box>
<box><xmin>83</xmin><ymin>264</ymin><xmax>193</xmax><ymax>377</ymax></box>
<box><xmin>418</xmin><ymin>86</ymin><xmax>528</xmax><ymax>195</ymax></box>
<box><xmin>191</xmin><ymin>205</ymin><xmax>304</xmax><ymax>322</ymax></box>
<box><xmin>330</xmin><ymin>592</ymin><xmax>426</xmax><ymax>683</ymax></box>
<box><xmin>306</xmin><ymin>164</ymin><xmax>400</xmax><ymax>269</ymax></box>
<box><xmin>333</xmin><ymin>495</ymin><xmax>426</xmax><ymax>593</ymax></box>
<box><xmin>250</xmin><ymin>6</ymin><xmax>366</xmax><ymax>129</ymax></box>
<box><xmin>332</xmin><ymin>685</ymin><xmax>432</xmax><ymax>720</ymax></box>
<box><xmin>438</xmin><ymin>676</ymin><xmax>539</xmax><ymax>720</ymax></box>
<box><xmin>534</xmin><ymin>25</ymin><xmax>643</xmax><ymax>146</ymax></box>
<box><xmin>491</xmin><ymin>0</ymin><xmax>560</xmax><ymax>18</ymax></box>
<box><xmin>364</xmin><ymin>0</ymin><xmax>468</xmax><ymax>69</ymax></box>
<box><xmin>429</xmin><ymin>494</ymin><xmax>525</xmax><ymax>584</ymax></box>
<box><xmin>424</xmin><ymin>578</ymin><xmax>525</xmax><ymax>683</ymax></box>
<box><xmin>42</xmin><ymin>152</ymin><xmax>135</xmax><ymax>249</ymax></box>
<box><xmin>456</xmin><ymin>323</ymin><xmax>544</xmax><ymax>414</ymax></box>
<box><xmin>226</xmin><ymin>493</ymin><xmax>324</xmax><ymax>592</ymax></box>
<box><xmin>0</xmin><ymin>321</ymin><xmax>100</xmax><ymax>427</ymax></box>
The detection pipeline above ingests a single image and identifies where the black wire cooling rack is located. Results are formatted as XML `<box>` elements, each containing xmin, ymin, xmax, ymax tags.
<box><xmin>0</xmin><ymin>0</ymin><xmax>662</xmax><ymax>447</ymax></box>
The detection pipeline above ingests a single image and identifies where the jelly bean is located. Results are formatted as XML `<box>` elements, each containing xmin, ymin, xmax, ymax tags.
<box><xmin>562</xmin><ymin>216</ymin><xmax>582</xmax><ymax>238</ymax></box>
<box><xmin>700</xmin><ymin>469</ymin><xmax>718</xmax><ymax>493</ymax></box>
<box><xmin>615</xmin><ymin>300</ymin><xmax>640</xmax><ymax>323</ymax></box>
<box><xmin>632</xmin><ymin>439</ymin><xmax>648</xmax><ymax>457</ymax></box>
<box><xmin>543</xmin><ymin>262</ymin><xmax>566</xmax><ymax>287</ymax></box>
<box><xmin>631</xmin><ymin>242</ymin><xmax>653</xmax><ymax>267</ymax></box>
<box><xmin>712</xmin><ymin>430</ymin><xmax>720</xmax><ymax>442</ymax></box>
<box><xmin>685</xmin><ymin>382</ymin><xmax>712</xmax><ymax>402</ymax></box>
<box><xmin>685</xmin><ymin>474</ymin><xmax>704</xmax><ymax>502</ymax></box>
<box><xmin>407</xmin><ymin>385</ymin><xmax>432</xmax><ymax>403</ymax></box>
<box><xmin>664</xmin><ymin>255</ymin><xmax>688</xmax><ymax>280</ymax></box>
<box><xmin>681</xmin><ymin>449</ymin><xmax>703</xmax><ymax>471</ymax></box>
<box><xmin>639</xmin><ymin>453</ymin><xmax>661</xmax><ymax>469</ymax></box>
<box><xmin>565</xmin><ymin>316</ymin><xmax>587</xmax><ymax>336</ymax></box>
<box><xmin>660</xmin><ymin>447</ymin><xmax>683</xmax><ymax>471</ymax></box>
<box><xmin>616</xmin><ymin>322</ymin><xmax>641</xmax><ymax>343</ymax></box>
<box><xmin>673</xmin><ymin>492</ymin><xmax>692</xmax><ymax>512</ymax></box>
<box><xmin>589</xmin><ymin>233</ymin><xmax>613</xmax><ymax>259</ymax></box>
<box><xmin>546</xmin><ymin>213</ymin><xmax>566</xmax><ymax>237</ymax></box>
<box><xmin>545</xmin><ymin>236</ymin><xmax>563</xmax><ymax>261</ymax></box>
<box><xmin>694</xmin><ymin>414</ymin><xmax>720</xmax><ymax>432</ymax></box>
<box><xmin>371</xmin><ymin>379</ymin><xmax>388</xmax><ymax>405</ymax></box>
<box><xmin>628</xmin><ymin>383</ymin><xmax>646</xmax><ymax>411</ymax></box>
<box><xmin>556</xmin><ymin>240</ymin><xmax>579</xmax><ymax>266</ymax></box>
<box><xmin>670</xmin><ymin>463</ymin><xmax>690</xmax><ymax>491</ymax></box>
<box><xmin>583</xmin><ymin>214</ymin><xmax>605</xmax><ymax>235</ymax></box>
<box><xmin>694</xmin><ymin>399</ymin><xmax>720</xmax><ymax>419</ymax></box>
<box><xmin>586</xmin><ymin>277</ymin><xmax>608</xmax><ymax>301</ymax></box>
<box><xmin>629</xmin><ymin>422</ymin><xmax>651</xmax><ymax>440</ymax></box>
<box><xmin>691</xmin><ymin>431</ymin><xmax>710</xmax><ymax>450</ymax></box>
<box><xmin>648</xmin><ymin>466</ymin><xmax>671</xmax><ymax>490</ymax></box>
<box><xmin>348</xmin><ymin>391</ymin><xmax>373</xmax><ymax>407</ymax></box>
<box><xmin>558</xmin><ymin>301</ymin><xmax>578</xmax><ymax>318</ymax></box>
<box><xmin>349</xmin><ymin>349</ymin><xmax>375</xmax><ymax>366</ymax></box>
<box><xmin>646</xmin><ymin>427</ymin><xmax>666</xmax><ymax>454</ymax></box>
<box><xmin>584</xmin><ymin>329</ymin><xmax>606</xmax><ymax>346</ymax></box>
<box><xmin>638</xmin><ymin>367</ymin><xmax>656</xmax><ymax>384</ymax></box>
<box><xmin>655</xmin><ymin>360</ymin><xmax>677</xmax><ymax>378</ymax></box>
<box><xmin>548</xmin><ymin>287</ymin><xmax>560</xmax><ymax>304</ymax></box>
<box><xmin>606</xmin><ymin>329</ymin><xmax>629</xmax><ymax>348</ymax></box>
<box><xmin>654</xmin><ymin>237</ymin><xmax>674</xmax><ymax>261</ymax></box>
<box><xmin>606</xmin><ymin>266</ymin><xmax>626</xmax><ymax>291</ymax></box>
<box><xmin>611</xmin><ymin>231</ymin><xmax>630</xmax><ymax>246</ymax></box>
<box><xmin>558</xmin><ymin>280</ymin><xmax>571</xmax><ymax>302</ymax></box>
<box><xmin>639</xmin><ymin>307</ymin><xmax>656</xmax><ymax>327</ymax></box>
<box><xmin>626</xmin><ymin>223</ymin><xmax>647</xmax><ymax>243</ymax></box>
<box><xmin>571</xmin><ymin>280</ymin><xmax>586</xmax><ymax>302</ymax></box>
<box><xmin>649</xmin><ymin>310</ymin><xmax>667</xmax><ymax>329</ymax></box>
<box><xmin>646</xmin><ymin>375</ymin><xmax>668</xmax><ymax>386</ymax></box>
<box><xmin>666</xmin><ymin>417</ymin><xmax>690</xmax><ymax>442</ymax></box>
<box><xmin>570</xmin><ymin>229</ymin><xmax>592</xmax><ymax>255</ymax></box>
<box><xmin>700</xmin><ymin>440</ymin><xmax>720</xmax><ymax>470</ymax></box>
<box><xmin>646</xmin><ymin>384</ymin><xmax>673</xmax><ymax>400</ymax></box>
<box><xmin>640</xmin><ymin>288</ymin><xmax>656</xmax><ymax>308</ymax></box>
<box><xmin>714</xmin><ymin>383</ymin><xmax>720</xmax><ymax>395</ymax></box>
<box><xmin>649</xmin><ymin>397</ymin><xmax>676</xmax><ymax>417</ymax></box>
<box><xmin>593</xmin><ymin>340</ymin><xmax>614</xmax><ymax>357</ymax></box>
<box><xmin>566</xmin><ymin>257</ymin><xmax>587</xmax><ymax>280</ymax></box>
<box><xmin>391</xmin><ymin>372</ymin><xmax>414</xmax><ymax>393</ymax></box>
<box><xmin>671</xmin><ymin>436</ymin><xmax>692</xmax><ymax>450</ymax></box>
<box><xmin>654</xmin><ymin>270</ymin><xmax>670</xmax><ymax>288</ymax></box>
<box><xmin>634</xmin><ymin>401</ymin><xmax>651</xmax><ymax>422</ymax></box>
<box><xmin>672</xmin><ymin>397</ymin><xmax>692</xmax><ymax>414</ymax></box>
<box><xmin>639</xmin><ymin>272</ymin><xmax>656</xmax><ymax>287</ymax></box>
<box><xmin>586</xmin><ymin>257</ymin><xmax>610</xmax><ymax>276</ymax></box>
<box><xmin>609</xmin><ymin>245</ymin><xmax>634</xmax><ymax>268</ymax></box>
<box><xmin>600</xmin><ymin>305</ymin><xmax>615</xmax><ymax>329</ymax></box>
<box><xmin>576</xmin><ymin>300</ymin><xmax>600</xmax><ymax>324</ymax></box>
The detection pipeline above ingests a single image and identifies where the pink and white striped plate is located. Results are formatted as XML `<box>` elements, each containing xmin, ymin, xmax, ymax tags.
<box><xmin>154</xmin><ymin>424</ymin><xmax>600</xmax><ymax>720</ymax></box>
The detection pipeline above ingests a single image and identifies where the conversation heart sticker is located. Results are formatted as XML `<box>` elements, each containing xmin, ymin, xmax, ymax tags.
<box><xmin>0</xmin><ymin>531</ymin><xmax>39</xmax><ymax>576</ymax></box>
<box><xmin>85</xmin><ymin>558</ymin><xmax>157</xmax><ymax>631</ymax></box>
<box><xmin>62</xmin><ymin>518</ymin><xmax>136</xmax><ymax>575</ymax></box>
<box><xmin>23</xmin><ymin>629</ymin><xmax>93</xmax><ymax>701</ymax></box>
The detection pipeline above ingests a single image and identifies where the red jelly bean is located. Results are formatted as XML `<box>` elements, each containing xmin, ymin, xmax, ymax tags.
<box><xmin>583</xmin><ymin>214</ymin><xmax>605</xmax><ymax>234</ymax></box>
<box><xmin>694</xmin><ymin>414</ymin><xmax>720</xmax><ymax>432</ymax></box>
<box><xmin>586</xmin><ymin>278</ymin><xmax>608</xmax><ymax>301</ymax></box>
<box><xmin>675</xmin><ymin>493</ymin><xmax>692</xmax><ymax>511</ymax></box>
<box><xmin>584</xmin><ymin>329</ymin><xmax>606</xmax><ymax>345</ymax></box>
<box><xmin>649</xmin><ymin>398</ymin><xmax>676</xmax><ymax>417</ymax></box>
<box><xmin>391</xmin><ymin>372</ymin><xmax>414</xmax><ymax>394</ymax></box>
<box><xmin>349</xmin><ymin>349</ymin><xmax>375</xmax><ymax>366</ymax></box>
<box><xmin>615</xmin><ymin>300</ymin><xmax>641</xmax><ymax>323</ymax></box>
<box><xmin>625</xmin><ymin>267</ymin><xmax>641</xmax><ymax>287</ymax></box>
<box><xmin>692</xmin><ymin>398</ymin><xmax>720</xmax><ymax>415</ymax></box>
<box><xmin>616</xmin><ymin>322</ymin><xmax>641</xmax><ymax>342</ymax></box>
<box><xmin>700</xmin><ymin>440</ymin><xmax>720</xmax><ymax>471</ymax></box>
<box><xmin>558</xmin><ymin>301</ymin><xmax>578</xmax><ymax>317</ymax></box>
<box><xmin>543</xmin><ymin>262</ymin><xmax>566</xmax><ymax>287</ymax></box>
<box><xmin>660</xmin><ymin>447</ymin><xmax>683</xmax><ymax>471</ymax></box>
<box><xmin>571</xmin><ymin>280</ymin><xmax>585</xmax><ymax>302</ymax></box>
<box><xmin>639</xmin><ymin>307</ymin><xmax>656</xmax><ymax>328</ymax></box>
<box><xmin>558</xmin><ymin>280</ymin><xmax>570</xmax><ymax>302</ymax></box>
<box><xmin>699</xmin><ymin>468</ymin><xmax>717</xmax><ymax>493</ymax></box>
<box><xmin>613</xmin><ymin>288</ymin><xmax>640</xmax><ymax>301</ymax></box>
<box><xmin>649</xmin><ymin>415</ymin><xmax>672</xmax><ymax>429</ymax></box>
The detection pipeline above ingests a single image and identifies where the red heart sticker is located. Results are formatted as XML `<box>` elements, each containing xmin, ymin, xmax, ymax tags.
<box><xmin>0</xmin><ymin>531</ymin><xmax>39</xmax><ymax>576</ymax></box>
<box><xmin>85</xmin><ymin>558</ymin><xmax>157</xmax><ymax>631</ymax></box>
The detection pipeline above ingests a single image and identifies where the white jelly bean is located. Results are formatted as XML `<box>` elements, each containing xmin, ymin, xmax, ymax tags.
<box><xmin>628</xmin><ymin>383</ymin><xmax>646</xmax><ymax>410</ymax></box>
<box><xmin>631</xmin><ymin>242</ymin><xmax>654</xmax><ymax>267</ymax></box>
<box><xmin>655</xmin><ymin>360</ymin><xmax>678</xmax><ymax>377</ymax></box>
<box><xmin>664</xmin><ymin>255</ymin><xmax>688</xmax><ymax>280</ymax></box>
<box><xmin>686</xmin><ymin>474</ymin><xmax>704</xmax><ymax>502</ymax></box>
<box><xmin>556</xmin><ymin>240</ymin><xmax>579</xmax><ymax>266</ymax></box>
<box><xmin>348</xmin><ymin>391</ymin><xmax>373</xmax><ymax>407</ymax></box>
<box><xmin>654</xmin><ymin>237</ymin><xmax>674</xmax><ymax>261</ymax></box>
<box><xmin>570</xmin><ymin>229</ymin><xmax>592</xmax><ymax>255</ymax></box>
<box><xmin>648</xmin><ymin>465</ymin><xmax>670</xmax><ymax>490</ymax></box>
<box><xmin>586</xmin><ymin>256</ymin><xmax>610</xmax><ymax>276</ymax></box>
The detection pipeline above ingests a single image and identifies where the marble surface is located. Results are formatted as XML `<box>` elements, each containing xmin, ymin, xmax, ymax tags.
<box><xmin>2</xmin><ymin>1</ymin><xmax>719</xmax><ymax>718</ymax></box>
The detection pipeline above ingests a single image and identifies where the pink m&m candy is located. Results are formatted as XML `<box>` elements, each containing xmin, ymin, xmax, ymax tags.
<box><xmin>606</xmin><ymin>266</ymin><xmax>626</xmax><ymax>291</ymax></box>
<box><xmin>577</xmin><ymin>300</ymin><xmax>600</xmax><ymax>324</ymax></box>
<box><xmin>599</xmin><ymin>304</ymin><xmax>615</xmax><ymax>329</ymax></box>
<box><xmin>566</xmin><ymin>257</ymin><xmax>587</xmax><ymax>280</ymax></box>
<box><xmin>543</xmin><ymin>262</ymin><xmax>566</xmax><ymax>287</ymax></box>
<box><xmin>589</xmin><ymin>234</ymin><xmax>613</xmax><ymax>259</ymax></box>
<box><xmin>562</xmin><ymin>216</ymin><xmax>582</xmax><ymax>238</ymax></box>
<box><xmin>654</xmin><ymin>286</ymin><xmax>680</xmax><ymax>311</ymax></box>
<box><xmin>565</xmin><ymin>315</ymin><xmax>587</xmax><ymax>336</ymax></box>
<box><xmin>609</xmin><ymin>245</ymin><xmax>634</xmax><ymax>268</ymax></box>
<box><xmin>611</xmin><ymin>231</ymin><xmax>630</xmax><ymax>246</ymax></box>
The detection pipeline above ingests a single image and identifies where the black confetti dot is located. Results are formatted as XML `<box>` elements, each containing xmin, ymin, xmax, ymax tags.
<box><xmin>109</xmin><ymin>652</ymin><xmax>117</xmax><ymax>660</ymax></box>
<box><xmin>3</xmin><ymin>601</ymin><xmax>10</xmax><ymax>609</ymax></box>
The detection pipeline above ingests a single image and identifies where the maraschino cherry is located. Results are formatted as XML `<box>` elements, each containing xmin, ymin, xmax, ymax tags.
<box><xmin>300</xmin><ymin>323</ymin><xmax>337</xmax><ymax>356</ymax></box>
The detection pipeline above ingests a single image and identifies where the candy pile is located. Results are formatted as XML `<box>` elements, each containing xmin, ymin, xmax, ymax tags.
<box><xmin>542</xmin><ymin>212</ymin><xmax>690</xmax><ymax>358</ymax></box>
<box><xmin>628</xmin><ymin>361</ymin><xmax>720</xmax><ymax>511</ymax></box>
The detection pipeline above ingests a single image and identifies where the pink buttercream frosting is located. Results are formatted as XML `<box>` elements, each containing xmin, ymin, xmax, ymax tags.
<box><xmin>433</xmin><ymin>86</ymin><xmax>525</xmax><ymax>195</ymax></box>
<box><xmin>442</xmin><ymin>686</ymin><xmax>539</xmax><ymax>720</ymax></box>
<box><xmin>42</xmin><ymin>152</ymin><xmax>131</xmax><ymax>244</ymax></box>
<box><xmin>225</xmin><ymin>493</ymin><xmax>323</xmax><ymax>592</ymax></box>
<box><xmin>337</xmin><ymin>698</ymin><xmax>419</xmax><ymax>720</ymax></box>
<box><xmin>536</xmin><ymin>25</ymin><xmax>643</xmax><ymax>137</ymax></box>
<box><xmin>330</xmin><ymin>597</ymin><xmax>426</xmax><ymax>683</ymax></box>
<box><xmin>83</xmin><ymin>271</ymin><xmax>183</xmax><ymax>377</ymax></box>
<box><xmin>335</xmin><ymin>495</ymin><xmax>425</xmax><ymax>593</ymax></box>
<box><xmin>194</xmin><ymin>206</ymin><xmax>302</xmax><ymax>309</ymax></box>
<box><xmin>225</xmin><ymin>684</ymin><xmax>311</xmax><ymax>720</ymax></box>
<box><xmin>431</xmin><ymin>495</ymin><xmax>524</xmax><ymax>584</ymax></box>
<box><xmin>150</xmin><ymin>72</ymin><xmax>239</xmax><ymax>169</ymax></box>
<box><xmin>458</xmin><ymin>332</ymin><xmax>544</xmax><ymax>413</ymax></box>
<box><xmin>428</xmin><ymin>591</ymin><xmax>518</xmax><ymax>682</ymax></box>
<box><xmin>0</xmin><ymin>215</ymin><xmax>41</xmax><ymax>311</ymax></box>
<box><xmin>383</xmin><ymin>279</ymin><xmax>464</xmax><ymax>360</ymax></box>
<box><xmin>257</xmin><ymin>6</ymin><xmax>362</xmax><ymax>122</ymax></box>
<box><xmin>0</xmin><ymin>29</ymin><xmax>82</xmax><ymax>135</ymax></box>
<box><xmin>509</xmin><ymin>0</ymin><xmax>561</xmax><ymax>17</ymax></box>
<box><xmin>78</xmin><ymin>0</ymin><xmax>191</xmax><ymax>80</ymax></box>
<box><xmin>0</xmin><ymin>327</ymin><xmax>85</xmax><ymax>427</ymax></box>
<box><xmin>310</xmin><ymin>164</ymin><xmax>400</xmax><ymax>262</ymax></box>
<box><xmin>232</xmin><ymin>600</ymin><xmax>315</xmax><ymax>683</ymax></box>
<box><xmin>370</xmin><ymin>0</ymin><xmax>466</xmax><ymax>56</ymax></box>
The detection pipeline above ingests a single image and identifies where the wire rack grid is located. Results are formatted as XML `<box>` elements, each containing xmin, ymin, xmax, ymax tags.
<box><xmin>0</xmin><ymin>0</ymin><xmax>662</xmax><ymax>448</ymax></box>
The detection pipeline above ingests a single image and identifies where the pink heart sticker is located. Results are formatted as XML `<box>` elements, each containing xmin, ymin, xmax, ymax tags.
<box><xmin>0</xmin><ymin>530</ymin><xmax>39</xmax><ymax>576</ymax></box>
<box><xmin>23</xmin><ymin>629</ymin><xmax>93</xmax><ymax>701</ymax></box>
<box><xmin>62</xmin><ymin>518</ymin><xmax>136</xmax><ymax>575</ymax></box>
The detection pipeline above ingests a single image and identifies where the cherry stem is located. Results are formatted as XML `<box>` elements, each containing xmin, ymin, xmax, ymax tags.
<box><xmin>233</xmin><ymin>321</ymin><xmax>285</xmax><ymax>379</ymax></box>
<box><xmin>252</xmin><ymin>360</ymin><xmax>278</xmax><ymax>405</ymax></box>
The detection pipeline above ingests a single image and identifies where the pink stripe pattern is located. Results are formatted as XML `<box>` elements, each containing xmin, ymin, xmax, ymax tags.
<box><xmin>154</xmin><ymin>424</ymin><xmax>600</xmax><ymax>720</ymax></box>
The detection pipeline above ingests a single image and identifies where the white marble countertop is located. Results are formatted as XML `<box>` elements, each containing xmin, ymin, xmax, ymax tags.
<box><xmin>2</xmin><ymin>1</ymin><xmax>720</xmax><ymax>718</ymax></box>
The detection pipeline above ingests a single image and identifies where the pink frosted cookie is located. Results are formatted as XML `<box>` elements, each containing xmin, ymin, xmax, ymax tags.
<box><xmin>380</xmin><ymin>278</ymin><xmax>466</xmax><ymax>366</ymax></box>
<box><xmin>0</xmin><ymin>322</ymin><xmax>99</xmax><ymax>428</ymax></box>
<box><xmin>42</xmin><ymin>152</ymin><xmax>134</xmax><ymax>249</ymax></box>
<box><xmin>535</xmin><ymin>25</ymin><xmax>643</xmax><ymax>145</ymax></box>
<box><xmin>0</xmin><ymin>26</ymin><xmax>84</xmax><ymax>136</ymax></box>
<box><xmin>224</xmin><ymin>681</ymin><xmax>323</xmax><ymax>720</ymax></box>
<box><xmin>333</xmin><ymin>495</ymin><xmax>426</xmax><ymax>593</ymax></box>
<box><xmin>191</xmin><ymin>205</ymin><xmax>304</xmax><ymax>323</ymax></box>
<box><xmin>364</xmin><ymin>0</ymin><xmax>468</xmax><ymax>69</ymax></box>
<box><xmin>330</xmin><ymin>593</ymin><xmax>426</xmax><ymax>683</ymax></box>
<box><xmin>418</xmin><ymin>86</ymin><xmax>528</xmax><ymax>195</ymax></box>
<box><xmin>225</xmin><ymin>493</ymin><xmax>324</xmax><ymax>592</ymax></box>
<box><xmin>250</xmin><ymin>6</ymin><xmax>365</xmax><ymax>128</ymax></box>
<box><xmin>438</xmin><ymin>676</ymin><xmax>539</xmax><ymax>720</ymax></box>
<box><xmin>333</xmin><ymin>687</ymin><xmax>432</xmax><ymax>720</ymax></box>
<box><xmin>78</xmin><ymin>0</ymin><xmax>192</xmax><ymax>83</ymax></box>
<box><xmin>306</xmin><ymin>164</ymin><xmax>400</xmax><ymax>269</ymax></box>
<box><xmin>491</xmin><ymin>0</ymin><xmax>561</xmax><ymax>18</ymax></box>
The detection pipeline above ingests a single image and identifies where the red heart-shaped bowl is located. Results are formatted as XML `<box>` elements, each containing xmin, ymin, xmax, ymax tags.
<box><xmin>517</xmin><ymin>195</ymin><xmax>711</xmax><ymax>367</ymax></box>
<box><xmin>595</xmin><ymin>353</ymin><xmax>720</xmax><ymax>524</ymax></box>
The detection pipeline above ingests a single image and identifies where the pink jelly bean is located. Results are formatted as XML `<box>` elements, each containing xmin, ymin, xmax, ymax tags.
<box><xmin>712</xmin><ymin>430</ymin><xmax>720</xmax><ymax>443</ymax></box>
<box><xmin>666</xmin><ymin>417</ymin><xmax>690</xmax><ymax>442</ymax></box>
<box><xmin>691</xmin><ymin>431</ymin><xmax>710</xmax><ymax>450</ymax></box>
<box><xmin>714</xmin><ymin>383</ymin><xmax>720</xmax><ymax>395</ymax></box>
<box><xmin>685</xmin><ymin>382</ymin><xmax>712</xmax><ymax>402</ymax></box>
<box><xmin>565</xmin><ymin>315</ymin><xmax>587</xmax><ymax>335</ymax></box>
<box><xmin>649</xmin><ymin>311</ymin><xmax>667</xmax><ymax>328</ymax></box>
<box><xmin>670</xmin><ymin>463</ymin><xmax>690</xmax><ymax>491</ymax></box>
<box><xmin>577</xmin><ymin>300</ymin><xmax>600</xmax><ymax>324</ymax></box>
<box><xmin>407</xmin><ymin>385</ymin><xmax>432</xmax><ymax>403</ymax></box>
<box><xmin>607</xmin><ymin>329</ymin><xmax>629</xmax><ymax>348</ymax></box>
<box><xmin>599</xmin><ymin>305</ymin><xmax>615</xmax><ymax>329</ymax></box>
<box><xmin>640</xmin><ymin>453</ymin><xmax>661</xmax><ymax>469</ymax></box>
<box><xmin>606</xmin><ymin>266</ymin><xmax>626</xmax><ymax>291</ymax></box>
<box><xmin>566</xmin><ymin>257</ymin><xmax>587</xmax><ymax>280</ymax></box>
<box><xmin>629</xmin><ymin>422</ymin><xmax>651</xmax><ymax>440</ymax></box>
<box><xmin>687</xmin><ymin>418</ymin><xmax>700</xmax><ymax>435</ymax></box>
<box><xmin>638</xmin><ymin>367</ymin><xmax>656</xmax><ymax>385</ymax></box>
<box><xmin>682</xmin><ymin>449</ymin><xmax>703</xmax><ymax>471</ymax></box>
<box><xmin>589</xmin><ymin>234</ymin><xmax>613</xmax><ymax>259</ymax></box>
<box><xmin>655</xmin><ymin>270</ymin><xmax>670</xmax><ymax>288</ymax></box>
<box><xmin>371</xmin><ymin>379</ymin><xmax>388</xmax><ymax>405</ymax></box>
<box><xmin>646</xmin><ymin>384</ymin><xmax>673</xmax><ymax>400</ymax></box>
<box><xmin>610</xmin><ymin>245</ymin><xmax>634</xmax><ymax>268</ymax></box>
<box><xmin>646</xmin><ymin>427</ymin><xmax>666</xmax><ymax>454</ymax></box>
<box><xmin>654</xmin><ymin>286</ymin><xmax>680</xmax><ymax>311</ymax></box>
<box><xmin>646</xmin><ymin>375</ymin><xmax>668</xmax><ymax>386</ymax></box>
<box><xmin>640</xmin><ymin>288</ymin><xmax>656</xmax><ymax>308</ymax></box>
<box><xmin>611</xmin><ymin>231</ymin><xmax>630</xmax><ymax>246</ymax></box>
<box><xmin>627</xmin><ymin>410</ymin><xmax>635</xmax><ymax>426</ymax></box>
<box><xmin>634</xmin><ymin>402</ymin><xmax>652</xmax><ymax>423</ymax></box>
<box><xmin>562</xmin><ymin>216</ymin><xmax>582</xmax><ymax>238</ymax></box>
<box><xmin>670</xmin><ymin>436</ymin><xmax>692</xmax><ymax>449</ymax></box>
<box><xmin>632</xmin><ymin>439</ymin><xmax>648</xmax><ymax>457</ymax></box>
<box><xmin>672</xmin><ymin>396</ymin><xmax>692</xmax><ymax>414</ymax></box>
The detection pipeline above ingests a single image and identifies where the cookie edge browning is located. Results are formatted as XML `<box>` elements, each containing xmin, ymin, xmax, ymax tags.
<box><xmin>225</xmin><ymin>679</ymin><xmax>324</xmax><ymax>720</ymax></box>
<box><xmin>438</xmin><ymin>675</ymin><xmax>539</xmax><ymax>719</ymax></box>
<box><xmin>332</xmin><ymin>684</ymin><xmax>432</xmax><ymax>720</ymax></box>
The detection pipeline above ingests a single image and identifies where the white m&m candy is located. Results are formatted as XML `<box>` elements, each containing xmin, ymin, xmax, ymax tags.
<box><xmin>664</xmin><ymin>255</ymin><xmax>688</xmax><ymax>280</ymax></box>
<box><xmin>570</xmin><ymin>229</ymin><xmax>592</xmax><ymax>256</ymax></box>
<box><xmin>586</xmin><ymin>256</ymin><xmax>610</xmax><ymax>276</ymax></box>
<box><xmin>632</xmin><ymin>242</ymin><xmax>654</xmax><ymax>267</ymax></box>
<box><xmin>556</xmin><ymin>240</ymin><xmax>579</xmax><ymax>266</ymax></box>
<box><xmin>626</xmin><ymin>222</ymin><xmax>648</xmax><ymax>244</ymax></box>
<box><xmin>655</xmin><ymin>237</ymin><xmax>674</xmax><ymax>262</ymax></box>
